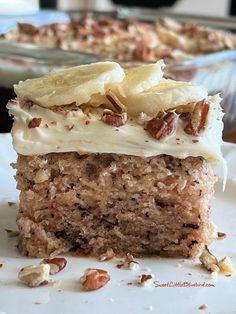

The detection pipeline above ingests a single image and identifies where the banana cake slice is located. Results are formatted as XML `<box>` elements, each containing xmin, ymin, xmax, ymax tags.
<box><xmin>7</xmin><ymin>61</ymin><xmax>226</xmax><ymax>258</ymax></box>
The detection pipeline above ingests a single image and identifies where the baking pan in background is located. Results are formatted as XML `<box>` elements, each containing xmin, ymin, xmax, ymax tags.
<box><xmin>0</xmin><ymin>11</ymin><xmax>236</xmax><ymax>140</ymax></box>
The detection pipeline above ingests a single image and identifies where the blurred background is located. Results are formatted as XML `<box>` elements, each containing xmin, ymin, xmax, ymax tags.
<box><xmin>57</xmin><ymin>0</ymin><xmax>233</xmax><ymax>16</ymax></box>
<box><xmin>0</xmin><ymin>0</ymin><xmax>236</xmax><ymax>141</ymax></box>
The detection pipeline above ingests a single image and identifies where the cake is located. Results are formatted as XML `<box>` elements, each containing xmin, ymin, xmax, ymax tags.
<box><xmin>7</xmin><ymin>61</ymin><xmax>226</xmax><ymax>258</ymax></box>
<box><xmin>3</xmin><ymin>15</ymin><xmax>236</xmax><ymax>63</ymax></box>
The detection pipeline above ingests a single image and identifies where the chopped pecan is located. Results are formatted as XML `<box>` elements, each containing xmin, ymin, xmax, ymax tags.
<box><xmin>80</xmin><ymin>268</ymin><xmax>110</xmax><ymax>291</ymax></box>
<box><xmin>218</xmin><ymin>257</ymin><xmax>235</xmax><ymax>275</ymax></box>
<box><xmin>125</xmin><ymin>253</ymin><xmax>135</xmax><ymax>264</ymax></box>
<box><xmin>41</xmin><ymin>257</ymin><xmax>67</xmax><ymax>275</ymax></box>
<box><xmin>102</xmin><ymin>109</ymin><xmax>127</xmax><ymax>127</ymax></box>
<box><xmin>139</xmin><ymin>274</ymin><xmax>153</xmax><ymax>286</ymax></box>
<box><xmin>184</xmin><ymin>99</ymin><xmax>210</xmax><ymax>136</ymax></box>
<box><xmin>105</xmin><ymin>90</ymin><xmax>126</xmax><ymax>113</ymax></box>
<box><xmin>146</xmin><ymin>111</ymin><xmax>178</xmax><ymax>140</ymax></box>
<box><xmin>99</xmin><ymin>248</ymin><xmax>115</xmax><ymax>261</ymax></box>
<box><xmin>28</xmin><ymin>117</ymin><xmax>42</xmax><ymax>128</ymax></box>
<box><xmin>198</xmin><ymin>304</ymin><xmax>208</xmax><ymax>310</ymax></box>
<box><xmin>116</xmin><ymin>263</ymin><xmax>125</xmax><ymax>269</ymax></box>
<box><xmin>125</xmin><ymin>253</ymin><xmax>139</xmax><ymax>270</ymax></box>
<box><xmin>217</xmin><ymin>231</ymin><xmax>226</xmax><ymax>240</ymax></box>
<box><xmin>199</xmin><ymin>246</ymin><xmax>219</xmax><ymax>273</ymax></box>
<box><xmin>18</xmin><ymin>264</ymin><xmax>50</xmax><ymax>288</ymax></box>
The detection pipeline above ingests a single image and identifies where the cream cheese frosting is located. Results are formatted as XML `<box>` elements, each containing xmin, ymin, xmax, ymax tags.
<box><xmin>8</xmin><ymin>95</ymin><xmax>225</xmax><ymax>165</ymax></box>
<box><xmin>8</xmin><ymin>61</ymin><xmax>226</xmax><ymax>177</ymax></box>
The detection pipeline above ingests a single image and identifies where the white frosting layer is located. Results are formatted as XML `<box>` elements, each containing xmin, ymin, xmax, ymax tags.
<box><xmin>8</xmin><ymin>95</ymin><xmax>225</xmax><ymax>168</ymax></box>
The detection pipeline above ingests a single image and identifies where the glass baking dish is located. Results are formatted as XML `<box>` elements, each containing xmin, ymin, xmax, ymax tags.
<box><xmin>0</xmin><ymin>40</ymin><xmax>100</xmax><ymax>88</ymax></box>
<box><xmin>0</xmin><ymin>12</ymin><xmax>236</xmax><ymax>140</ymax></box>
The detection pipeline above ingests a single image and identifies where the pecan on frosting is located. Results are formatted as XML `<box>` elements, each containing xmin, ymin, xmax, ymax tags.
<box><xmin>102</xmin><ymin>109</ymin><xmax>127</xmax><ymax>127</ymax></box>
<box><xmin>105</xmin><ymin>90</ymin><xmax>126</xmax><ymax>113</ymax></box>
<box><xmin>146</xmin><ymin>111</ymin><xmax>178</xmax><ymax>140</ymax></box>
<box><xmin>28</xmin><ymin>117</ymin><xmax>42</xmax><ymax>128</ymax></box>
<box><xmin>184</xmin><ymin>99</ymin><xmax>210</xmax><ymax>136</ymax></box>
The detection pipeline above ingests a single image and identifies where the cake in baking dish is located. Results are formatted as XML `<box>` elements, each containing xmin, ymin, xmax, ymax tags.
<box><xmin>8</xmin><ymin>60</ymin><xmax>226</xmax><ymax>258</ymax></box>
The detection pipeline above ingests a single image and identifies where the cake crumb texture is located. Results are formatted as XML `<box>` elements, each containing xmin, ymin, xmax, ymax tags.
<box><xmin>14</xmin><ymin>152</ymin><xmax>216</xmax><ymax>258</ymax></box>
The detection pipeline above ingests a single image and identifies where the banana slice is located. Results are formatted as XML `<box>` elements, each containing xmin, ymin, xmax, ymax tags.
<box><xmin>116</xmin><ymin>60</ymin><xmax>165</xmax><ymax>97</ymax></box>
<box><xmin>123</xmin><ymin>79</ymin><xmax>208</xmax><ymax>116</ymax></box>
<box><xmin>14</xmin><ymin>62</ymin><xmax>125</xmax><ymax>108</ymax></box>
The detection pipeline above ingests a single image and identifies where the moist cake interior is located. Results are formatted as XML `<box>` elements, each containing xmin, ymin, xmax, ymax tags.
<box><xmin>15</xmin><ymin>153</ymin><xmax>215</xmax><ymax>258</ymax></box>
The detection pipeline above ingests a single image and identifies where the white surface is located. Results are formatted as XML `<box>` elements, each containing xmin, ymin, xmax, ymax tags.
<box><xmin>0</xmin><ymin>133</ymin><xmax>236</xmax><ymax>314</ymax></box>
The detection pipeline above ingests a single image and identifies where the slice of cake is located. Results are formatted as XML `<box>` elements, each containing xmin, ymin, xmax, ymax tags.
<box><xmin>7</xmin><ymin>61</ymin><xmax>226</xmax><ymax>258</ymax></box>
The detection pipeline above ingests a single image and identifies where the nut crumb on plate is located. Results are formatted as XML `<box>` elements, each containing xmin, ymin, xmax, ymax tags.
<box><xmin>209</xmin><ymin>271</ymin><xmax>218</xmax><ymax>279</ymax></box>
<box><xmin>218</xmin><ymin>257</ymin><xmax>235</xmax><ymax>275</ymax></box>
<box><xmin>41</xmin><ymin>257</ymin><xmax>67</xmax><ymax>275</ymax></box>
<box><xmin>199</xmin><ymin>246</ymin><xmax>219</xmax><ymax>273</ymax></box>
<box><xmin>18</xmin><ymin>264</ymin><xmax>50</xmax><ymax>288</ymax></box>
<box><xmin>139</xmin><ymin>274</ymin><xmax>154</xmax><ymax>287</ymax></box>
<box><xmin>217</xmin><ymin>231</ymin><xmax>226</xmax><ymax>240</ymax></box>
<box><xmin>198</xmin><ymin>304</ymin><xmax>207</xmax><ymax>310</ymax></box>
<box><xmin>128</xmin><ymin>261</ymin><xmax>139</xmax><ymax>270</ymax></box>
<box><xmin>80</xmin><ymin>268</ymin><xmax>110</xmax><ymax>291</ymax></box>
<box><xmin>200</xmin><ymin>247</ymin><xmax>235</xmax><ymax>276</ymax></box>
<box><xmin>116</xmin><ymin>253</ymin><xmax>139</xmax><ymax>270</ymax></box>
<box><xmin>99</xmin><ymin>248</ymin><xmax>115</xmax><ymax>261</ymax></box>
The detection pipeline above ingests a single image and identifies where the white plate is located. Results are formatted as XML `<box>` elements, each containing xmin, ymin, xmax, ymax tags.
<box><xmin>0</xmin><ymin>134</ymin><xmax>236</xmax><ymax>314</ymax></box>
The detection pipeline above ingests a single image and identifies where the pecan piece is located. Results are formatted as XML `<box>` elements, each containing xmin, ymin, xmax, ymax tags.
<box><xmin>199</xmin><ymin>246</ymin><xmax>219</xmax><ymax>273</ymax></box>
<box><xmin>146</xmin><ymin>111</ymin><xmax>178</xmax><ymax>140</ymax></box>
<box><xmin>18</xmin><ymin>264</ymin><xmax>50</xmax><ymax>288</ymax></box>
<box><xmin>41</xmin><ymin>257</ymin><xmax>67</xmax><ymax>275</ymax></box>
<box><xmin>105</xmin><ymin>90</ymin><xmax>126</xmax><ymax>113</ymax></box>
<box><xmin>28</xmin><ymin>117</ymin><xmax>42</xmax><ymax>128</ymax></box>
<box><xmin>218</xmin><ymin>257</ymin><xmax>235</xmax><ymax>275</ymax></box>
<box><xmin>184</xmin><ymin>99</ymin><xmax>210</xmax><ymax>136</ymax></box>
<box><xmin>139</xmin><ymin>274</ymin><xmax>154</xmax><ymax>286</ymax></box>
<box><xmin>102</xmin><ymin>109</ymin><xmax>127</xmax><ymax>127</ymax></box>
<box><xmin>125</xmin><ymin>253</ymin><xmax>135</xmax><ymax>263</ymax></box>
<box><xmin>125</xmin><ymin>253</ymin><xmax>139</xmax><ymax>270</ymax></box>
<box><xmin>217</xmin><ymin>231</ymin><xmax>226</xmax><ymax>240</ymax></box>
<box><xmin>99</xmin><ymin>248</ymin><xmax>115</xmax><ymax>261</ymax></box>
<box><xmin>80</xmin><ymin>268</ymin><xmax>110</xmax><ymax>291</ymax></box>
